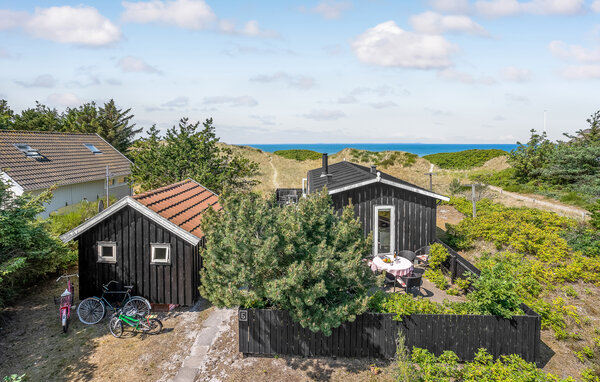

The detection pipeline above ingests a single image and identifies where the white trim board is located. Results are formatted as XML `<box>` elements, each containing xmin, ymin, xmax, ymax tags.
<box><xmin>327</xmin><ymin>178</ymin><xmax>450</xmax><ymax>202</ymax></box>
<box><xmin>373</xmin><ymin>205</ymin><xmax>395</xmax><ymax>256</ymax></box>
<box><xmin>59</xmin><ymin>196</ymin><xmax>201</xmax><ymax>245</ymax></box>
<box><xmin>1</xmin><ymin>172</ymin><xmax>24</xmax><ymax>196</ymax></box>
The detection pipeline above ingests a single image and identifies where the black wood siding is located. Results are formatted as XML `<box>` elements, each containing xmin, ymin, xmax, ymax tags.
<box><xmin>77</xmin><ymin>205</ymin><xmax>201</xmax><ymax>305</ymax></box>
<box><xmin>331</xmin><ymin>183</ymin><xmax>437</xmax><ymax>252</ymax></box>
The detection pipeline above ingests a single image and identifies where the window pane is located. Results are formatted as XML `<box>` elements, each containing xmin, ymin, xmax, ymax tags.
<box><xmin>377</xmin><ymin>209</ymin><xmax>391</xmax><ymax>254</ymax></box>
<box><xmin>154</xmin><ymin>247</ymin><xmax>167</xmax><ymax>260</ymax></box>
<box><xmin>101</xmin><ymin>246</ymin><xmax>114</xmax><ymax>258</ymax></box>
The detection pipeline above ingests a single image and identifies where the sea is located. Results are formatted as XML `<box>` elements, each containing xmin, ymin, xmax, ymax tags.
<box><xmin>247</xmin><ymin>143</ymin><xmax>519</xmax><ymax>157</ymax></box>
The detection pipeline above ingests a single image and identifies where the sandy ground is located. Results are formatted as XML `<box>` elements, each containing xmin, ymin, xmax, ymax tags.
<box><xmin>0</xmin><ymin>273</ymin><xmax>212</xmax><ymax>381</ymax></box>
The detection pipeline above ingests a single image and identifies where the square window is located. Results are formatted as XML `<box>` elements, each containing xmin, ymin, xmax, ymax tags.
<box><xmin>151</xmin><ymin>244</ymin><xmax>170</xmax><ymax>265</ymax></box>
<box><xmin>97</xmin><ymin>242</ymin><xmax>116</xmax><ymax>263</ymax></box>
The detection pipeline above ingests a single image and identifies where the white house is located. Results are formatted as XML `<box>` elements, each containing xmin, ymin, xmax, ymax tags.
<box><xmin>0</xmin><ymin>130</ymin><xmax>132</xmax><ymax>218</ymax></box>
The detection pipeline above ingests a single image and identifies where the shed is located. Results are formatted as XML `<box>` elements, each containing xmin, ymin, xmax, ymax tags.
<box><xmin>60</xmin><ymin>179</ymin><xmax>220</xmax><ymax>305</ymax></box>
<box><xmin>306</xmin><ymin>154</ymin><xmax>449</xmax><ymax>255</ymax></box>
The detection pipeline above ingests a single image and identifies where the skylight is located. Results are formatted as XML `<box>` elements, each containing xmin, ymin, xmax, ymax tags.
<box><xmin>84</xmin><ymin>143</ymin><xmax>102</xmax><ymax>154</ymax></box>
<box><xmin>14</xmin><ymin>144</ymin><xmax>43</xmax><ymax>159</ymax></box>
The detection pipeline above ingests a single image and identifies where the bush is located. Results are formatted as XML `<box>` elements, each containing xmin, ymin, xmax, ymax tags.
<box><xmin>423</xmin><ymin>149</ymin><xmax>507</xmax><ymax>170</ymax></box>
<box><xmin>466</xmin><ymin>263</ymin><xmax>523</xmax><ymax>318</ymax></box>
<box><xmin>273</xmin><ymin>149</ymin><xmax>322</xmax><ymax>161</ymax></box>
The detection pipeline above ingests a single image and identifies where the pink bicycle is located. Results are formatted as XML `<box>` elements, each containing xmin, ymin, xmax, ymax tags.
<box><xmin>55</xmin><ymin>273</ymin><xmax>78</xmax><ymax>333</ymax></box>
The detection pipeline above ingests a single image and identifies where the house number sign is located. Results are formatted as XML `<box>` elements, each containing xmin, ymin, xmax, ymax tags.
<box><xmin>239</xmin><ymin>310</ymin><xmax>248</xmax><ymax>322</ymax></box>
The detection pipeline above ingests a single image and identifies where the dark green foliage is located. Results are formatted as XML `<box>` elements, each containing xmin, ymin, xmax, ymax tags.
<box><xmin>424</xmin><ymin>149</ymin><xmax>507</xmax><ymax>169</ymax></box>
<box><xmin>273</xmin><ymin>149</ymin><xmax>321</xmax><ymax>161</ymax></box>
<box><xmin>448</xmin><ymin>178</ymin><xmax>464</xmax><ymax>195</ymax></box>
<box><xmin>562</xmin><ymin>225</ymin><xmax>600</xmax><ymax>257</ymax></box>
<box><xmin>199</xmin><ymin>190</ymin><xmax>376</xmax><ymax>335</ymax></box>
<box><xmin>509</xmin><ymin>129</ymin><xmax>554</xmax><ymax>180</ymax></box>
<box><xmin>401</xmin><ymin>346</ymin><xmax>570</xmax><ymax>381</ymax></box>
<box><xmin>0</xmin><ymin>99</ymin><xmax>141</xmax><ymax>153</ymax></box>
<box><xmin>129</xmin><ymin>119</ymin><xmax>259</xmax><ymax>194</ymax></box>
<box><xmin>591</xmin><ymin>200</ymin><xmax>600</xmax><ymax>230</ymax></box>
<box><xmin>0</xmin><ymin>179</ymin><xmax>74</xmax><ymax>306</ymax></box>
<box><xmin>466</xmin><ymin>263</ymin><xmax>522</xmax><ymax>318</ymax></box>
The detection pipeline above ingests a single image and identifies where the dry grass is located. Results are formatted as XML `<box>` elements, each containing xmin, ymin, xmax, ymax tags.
<box><xmin>0</xmin><ymin>272</ymin><xmax>212</xmax><ymax>382</ymax></box>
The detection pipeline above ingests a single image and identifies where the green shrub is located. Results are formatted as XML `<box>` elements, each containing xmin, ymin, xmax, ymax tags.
<box><xmin>466</xmin><ymin>263</ymin><xmax>523</xmax><ymax>319</ymax></box>
<box><xmin>273</xmin><ymin>149</ymin><xmax>322</xmax><ymax>161</ymax></box>
<box><xmin>424</xmin><ymin>149</ymin><xmax>507</xmax><ymax>169</ymax></box>
<box><xmin>424</xmin><ymin>268</ymin><xmax>449</xmax><ymax>290</ymax></box>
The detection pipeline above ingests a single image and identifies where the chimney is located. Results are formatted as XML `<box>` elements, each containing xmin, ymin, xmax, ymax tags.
<box><xmin>370</xmin><ymin>165</ymin><xmax>376</xmax><ymax>174</ymax></box>
<box><xmin>321</xmin><ymin>153</ymin><xmax>328</xmax><ymax>177</ymax></box>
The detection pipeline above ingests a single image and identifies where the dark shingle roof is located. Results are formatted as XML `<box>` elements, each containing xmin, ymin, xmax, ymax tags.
<box><xmin>0</xmin><ymin>130</ymin><xmax>131</xmax><ymax>191</ymax></box>
<box><xmin>308</xmin><ymin>161</ymin><xmax>446</xmax><ymax>200</ymax></box>
<box><xmin>133</xmin><ymin>179</ymin><xmax>221</xmax><ymax>239</ymax></box>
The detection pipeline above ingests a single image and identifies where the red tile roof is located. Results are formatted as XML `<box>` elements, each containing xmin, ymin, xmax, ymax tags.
<box><xmin>133</xmin><ymin>179</ymin><xmax>220</xmax><ymax>239</ymax></box>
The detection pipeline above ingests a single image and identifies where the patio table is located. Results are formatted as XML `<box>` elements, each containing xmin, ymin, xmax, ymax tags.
<box><xmin>370</xmin><ymin>255</ymin><xmax>414</xmax><ymax>277</ymax></box>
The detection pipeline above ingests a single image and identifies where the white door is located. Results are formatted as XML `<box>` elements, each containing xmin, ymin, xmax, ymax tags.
<box><xmin>374</xmin><ymin>205</ymin><xmax>395</xmax><ymax>256</ymax></box>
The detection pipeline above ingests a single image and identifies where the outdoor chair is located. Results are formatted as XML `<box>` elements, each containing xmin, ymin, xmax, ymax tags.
<box><xmin>415</xmin><ymin>246</ymin><xmax>431</xmax><ymax>266</ymax></box>
<box><xmin>398</xmin><ymin>250</ymin><xmax>416</xmax><ymax>263</ymax></box>
<box><xmin>398</xmin><ymin>273</ymin><xmax>423</xmax><ymax>294</ymax></box>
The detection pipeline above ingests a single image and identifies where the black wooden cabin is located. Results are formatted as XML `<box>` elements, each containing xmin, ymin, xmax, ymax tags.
<box><xmin>60</xmin><ymin>179</ymin><xmax>220</xmax><ymax>305</ymax></box>
<box><xmin>305</xmin><ymin>154</ymin><xmax>449</xmax><ymax>255</ymax></box>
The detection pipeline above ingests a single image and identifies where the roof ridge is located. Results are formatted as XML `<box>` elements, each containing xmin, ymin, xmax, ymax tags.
<box><xmin>133</xmin><ymin>179</ymin><xmax>192</xmax><ymax>200</ymax></box>
<box><xmin>0</xmin><ymin>130</ymin><xmax>98</xmax><ymax>136</ymax></box>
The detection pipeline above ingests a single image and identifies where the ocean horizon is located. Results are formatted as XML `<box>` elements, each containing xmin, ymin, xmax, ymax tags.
<box><xmin>245</xmin><ymin>143</ymin><xmax>519</xmax><ymax>157</ymax></box>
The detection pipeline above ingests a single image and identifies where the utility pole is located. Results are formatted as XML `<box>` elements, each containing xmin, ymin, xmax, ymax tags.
<box><xmin>425</xmin><ymin>164</ymin><xmax>437</xmax><ymax>191</ymax></box>
<box><xmin>465</xmin><ymin>183</ymin><xmax>479</xmax><ymax>218</ymax></box>
<box><xmin>105</xmin><ymin>165</ymin><xmax>110</xmax><ymax>208</ymax></box>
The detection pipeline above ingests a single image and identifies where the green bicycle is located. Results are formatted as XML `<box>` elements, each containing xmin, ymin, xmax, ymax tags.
<box><xmin>108</xmin><ymin>308</ymin><xmax>162</xmax><ymax>338</ymax></box>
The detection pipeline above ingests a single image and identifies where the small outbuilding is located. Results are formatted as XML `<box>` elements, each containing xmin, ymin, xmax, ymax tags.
<box><xmin>60</xmin><ymin>179</ymin><xmax>220</xmax><ymax>305</ymax></box>
<box><xmin>304</xmin><ymin>154</ymin><xmax>449</xmax><ymax>256</ymax></box>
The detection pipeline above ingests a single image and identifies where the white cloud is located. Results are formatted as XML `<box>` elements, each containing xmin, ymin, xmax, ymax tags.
<box><xmin>24</xmin><ymin>6</ymin><xmax>120</xmax><ymax>46</ymax></box>
<box><xmin>369</xmin><ymin>101</ymin><xmax>397</xmax><ymax>109</ymax></box>
<box><xmin>593</xmin><ymin>0</ymin><xmax>600</xmax><ymax>12</ymax></box>
<box><xmin>410</xmin><ymin>11</ymin><xmax>488</xmax><ymax>36</ymax></box>
<box><xmin>439</xmin><ymin>68</ymin><xmax>496</xmax><ymax>84</ymax></box>
<box><xmin>549</xmin><ymin>40</ymin><xmax>600</xmax><ymax>62</ymax></box>
<box><xmin>474</xmin><ymin>0</ymin><xmax>584</xmax><ymax>17</ymax></box>
<box><xmin>352</xmin><ymin>21</ymin><xmax>456</xmax><ymax>69</ymax></box>
<box><xmin>47</xmin><ymin>93</ymin><xmax>81</xmax><ymax>107</ymax></box>
<box><xmin>121</xmin><ymin>0</ymin><xmax>216</xmax><ymax>29</ymax></box>
<box><xmin>218</xmin><ymin>19</ymin><xmax>277</xmax><ymax>37</ymax></box>
<box><xmin>118</xmin><ymin>56</ymin><xmax>161</xmax><ymax>74</ymax></box>
<box><xmin>162</xmin><ymin>96</ymin><xmax>189</xmax><ymax>108</ymax></box>
<box><xmin>0</xmin><ymin>10</ymin><xmax>28</xmax><ymax>30</ymax></box>
<box><xmin>310</xmin><ymin>1</ymin><xmax>353</xmax><ymax>19</ymax></box>
<box><xmin>501</xmin><ymin>66</ymin><xmax>532</xmax><ymax>81</ymax></box>
<box><xmin>429</xmin><ymin>0</ymin><xmax>470</xmax><ymax>13</ymax></box>
<box><xmin>302</xmin><ymin>109</ymin><xmax>346</xmax><ymax>121</ymax></box>
<box><xmin>15</xmin><ymin>74</ymin><xmax>57</xmax><ymax>88</ymax></box>
<box><xmin>203</xmin><ymin>96</ymin><xmax>258</xmax><ymax>107</ymax></box>
<box><xmin>250</xmin><ymin>72</ymin><xmax>317</xmax><ymax>89</ymax></box>
<box><xmin>562</xmin><ymin>65</ymin><xmax>600</xmax><ymax>79</ymax></box>
<box><xmin>505</xmin><ymin>93</ymin><xmax>529</xmax><ymax>103</ymax></box>
<box><xmin>337</xmin><ymin>95</ymin><xmax>358</xmax><ymax>104</ymax></box>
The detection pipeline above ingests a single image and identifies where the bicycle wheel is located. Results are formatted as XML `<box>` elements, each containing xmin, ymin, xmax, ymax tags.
<box><xmin>123</xmin><ymin>297</ymin><xmax>151</xmax><ymax>316</ymax></box>
<box><xmin>77</xmin><ymin>297</ymin><xmax>105</xmax><ymax>325</ymax></box>
<box><xmin>62</xmin><ymin>311</ymin><xmax>68</xmax><ymax>333</ymax></box>
<box><xmin>143</xmin><ymin>318</ymin><xmax>162</xmax><ymax>335</ymax></box>
<box><xmin>109</xmin><ymin>316</ymin><xmax>123</xmax><ymax>338</ymax></box>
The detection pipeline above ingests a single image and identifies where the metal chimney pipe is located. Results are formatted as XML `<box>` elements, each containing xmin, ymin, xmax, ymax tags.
<box><xmin>321</xmin><ymin>153</ymin><xmax>328</xmax><ymax>177</ymax></box>
<box><xmin>370</xmin><ymin>165</ymin><xmax>376</xmax><ymax>174</ymax></box>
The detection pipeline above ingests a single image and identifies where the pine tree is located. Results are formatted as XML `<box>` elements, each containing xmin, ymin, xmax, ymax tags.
<box><xmin>199</xmin><ymin>190</ymin><xmax>376</xmax><ymax>335</ymax></box>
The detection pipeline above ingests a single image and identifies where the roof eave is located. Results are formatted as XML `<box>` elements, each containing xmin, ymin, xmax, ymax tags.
<box><xmin>327</xmin><ymin>177</ymin><xmax>449</xmax><ymax>201</ymax></box>
<box><xmin>59</xmin><ymin>197</ymin><xmax>201</xmax><ymax>245</ymax></box>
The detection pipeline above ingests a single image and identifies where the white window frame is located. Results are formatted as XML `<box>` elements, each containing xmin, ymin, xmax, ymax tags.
<box><xmin>97</xmin><ymin>241</ymin><xmax>117</xmax><ymax>263</ymax></box>
<box><xmin>151</xmin><ymin>243</ymin><xmax>171</xmax><ymax>265</ymax></box>
<box><xmin>373</xmin><ymin>205</ymin><xmax>395</xmax><ymax>256</ymax></box>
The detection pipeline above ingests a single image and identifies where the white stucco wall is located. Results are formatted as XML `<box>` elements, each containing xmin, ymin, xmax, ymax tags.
<box><xmin>28</xmin><ymin>179</ymin><xmax>131</xmax><ymax>218</ymax></box>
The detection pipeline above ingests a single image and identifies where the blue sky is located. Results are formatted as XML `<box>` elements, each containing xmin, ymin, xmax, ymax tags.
<box><xmin>1</xmin><ymin>0</ymin><xmax>599</xmax><ymax>144</ymax></box>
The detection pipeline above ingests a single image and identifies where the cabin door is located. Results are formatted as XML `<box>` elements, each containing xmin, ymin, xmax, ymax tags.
<box><xmin>373</xmin><ymin>205</ymin><xmax>395</xmax><ymax>256</ymax></box>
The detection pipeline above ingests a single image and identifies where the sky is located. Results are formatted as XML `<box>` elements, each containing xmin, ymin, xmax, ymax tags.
<box><xmin>1</xmin><ymin>0</ymin><xmax>599</xmax><ymax>144</ymax></box>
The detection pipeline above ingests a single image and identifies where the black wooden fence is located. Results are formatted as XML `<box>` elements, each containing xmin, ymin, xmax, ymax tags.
<box><xmin>238</xmin><ymin>308</ymin><xmax>540</xmax><ymax>362</ymax></box>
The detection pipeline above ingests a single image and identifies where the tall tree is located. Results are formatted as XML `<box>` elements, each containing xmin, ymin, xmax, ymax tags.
<box><xmin>0</xmin><ymin>99</ymin><xmax>14</xmax><ymax>130</ymax></box>
<box><xmin>98</xmin><ymin>99</ymin><xmax>141</xmax><ymax>152</ymax></box>
<box><xmin>129</xmin><ymin>118</ymin><xmax>259</xmax><ymax>193</ymax></box>
<box><xmin>199</xmin><ymin>190</ymin><xmax>377</xmax><ymax>335</ymax></box>
<box><xmin>12</xmin><ymin>102</ymin><xmax>62</xmax><ymax>131</ymax></box>
<box><xmin>508</xmin><ymin>129</ymin><xmax>554</xmax><ymax>181</ymax></box>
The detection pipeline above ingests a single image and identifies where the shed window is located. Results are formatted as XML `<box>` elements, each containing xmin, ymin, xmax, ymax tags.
<box><xmin>84</xmin><ymin>143</ymin><xmax>102</xmax><ymax>154</ymax></box>
<box><xmin>151</xmin><ymin>244</ymin><xmax>171</xmax><ymax>265</ymax></box>
<box><xmin>97</xmin><ymin>242</ymin><xmax>116</xmax><ymax>263</ymax></box>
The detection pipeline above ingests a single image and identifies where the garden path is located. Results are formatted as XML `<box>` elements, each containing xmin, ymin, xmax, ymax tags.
<box><xmin>269</xmin><ymin>155</ymin><xmax>280</xmax><ymax>189</ymax></box>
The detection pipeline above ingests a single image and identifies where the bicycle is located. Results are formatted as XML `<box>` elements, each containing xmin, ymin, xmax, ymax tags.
<box><xmin>55</xmin><ymin>273</ymin><xmax>78</xmax><ymax>333</ymax></box>
<box><xmin>108</xmin><ymin>308</ymin><xmax>162</xmax><ymax>338</ymax></box>
<box><xmin>77</xmin><ymin>281</ymin><xmax>151</xmax><ymax>325</ymax></box>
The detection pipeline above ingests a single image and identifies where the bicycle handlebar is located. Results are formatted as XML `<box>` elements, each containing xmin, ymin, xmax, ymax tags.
<box><xmin>56</xmin><ymin>273</ymin><xmax>79</xmax><ymax>282</ymax></box>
